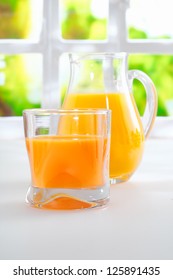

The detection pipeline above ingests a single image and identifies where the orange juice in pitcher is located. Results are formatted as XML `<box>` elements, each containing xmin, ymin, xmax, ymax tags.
<box><xmin>62</xmin><ymin>53</ymin><xmax>157</xmax><ymax>183</ymax></box>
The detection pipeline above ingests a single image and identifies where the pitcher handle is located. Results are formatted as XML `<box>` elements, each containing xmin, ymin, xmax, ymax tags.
<box><xmin>128</xmin><ymin>70</ymin><xmax>158</xmax><ymax>138</ymax></box>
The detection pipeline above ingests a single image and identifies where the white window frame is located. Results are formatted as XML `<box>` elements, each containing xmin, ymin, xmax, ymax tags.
<box><xmin>0</xmin><ymin>0</ymin><xmax>173</xmax><ymax>110</ymax></box>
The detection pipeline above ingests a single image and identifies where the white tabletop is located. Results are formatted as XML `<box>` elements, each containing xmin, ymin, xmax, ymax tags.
<box><xmin>0</xmin><ymin>117</ymin><xmax>173</xmax><ymax>260</ymax></box>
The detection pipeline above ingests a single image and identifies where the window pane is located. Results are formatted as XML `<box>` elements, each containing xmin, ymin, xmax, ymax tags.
<box><xmin>60</xmin><ymin>0</ymin><xmax>108</xmax><ymax>40</ymax></box>
<box><xmin>0</xmin><ymin>54</ymin><xmax>42</xmax><ymax>116</ymax></box>
<box><xmin>128</xmin><ymin>54</ymin><xmax>173</xmax><ymax>116</ymax></box>
<box><xmin>127</xmin><ymin>0</ymin><xmax>173</xmax><ymax>39</ymax></box>
<box><xmin>0</xmin><ymin>0</ymin><xmax>43</xmax><ymax>39</ymax></box>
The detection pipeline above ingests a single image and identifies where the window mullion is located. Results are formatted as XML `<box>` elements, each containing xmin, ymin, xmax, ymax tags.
<box><xmin>108</xmin><ymin>0</ymin><xmax>129</xmax><ymax>51</ymax></box>
<box><xmin>125</xmin><ymin>40</ymin><xmax>173</xmax><ymax>54</ymax></box>
<box><xmin>42</xmin><ymin>0</ymin><xmax>61</xmax><ymax>108</ymax></box>
<box><xmin>0</xmin><ymin>39</ymin><xmax>42</xmax><ymax>54</ymax></box>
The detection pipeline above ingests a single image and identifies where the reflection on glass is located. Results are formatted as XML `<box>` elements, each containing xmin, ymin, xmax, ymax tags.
<box><xmin>0</xmin><ymin>54</ymin><xmax>42</xmax><ymax>116</ymax></box>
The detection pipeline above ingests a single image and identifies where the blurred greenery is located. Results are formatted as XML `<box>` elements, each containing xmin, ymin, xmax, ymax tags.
<box><xmin>0</xmin><ymin>55</ymin><xmax>40</xmax><ymax>116</ymax></box>
<box><xmin>128</xmin><ymin>27</ymin><xmax>172</xmax><ymax>116</ymax></box>
<box><xmin>0</xmin><ymin>0</ymin><xmax>40</xmax><ymax>116</ymax></box>
<box><xmin>128</xmin><ymin>53</ymin><xmax>170</xmax><ymax>116</ymax></box>
<box><xmin>0</xmin><ymin>0</ymin><xmax>31</xmax><ymax>38</ymax></box>
<box><xmin>61</xmin><ymin>0</ymin><xmax>107</xmax><ymax>40</ymax></box>
<box><xmin>0</xmin><ymin>0</ymin><xmax>173</xmax><ymax>116</ymax></box>
<box><xmin>0</xmin><ymin>0</ymin><xmax>18</xmax><ymax>11</ymax></box>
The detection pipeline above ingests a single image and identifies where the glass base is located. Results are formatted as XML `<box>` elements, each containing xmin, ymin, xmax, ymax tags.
<box><xmin>110</xmin><ymin>172</ymin><xmax>133</xmax><ymax>184</ymax></box>
<box><xmin>26</xmin><ymin>184</ymin><xmax>110</xmax><ymax>210</ymax></box>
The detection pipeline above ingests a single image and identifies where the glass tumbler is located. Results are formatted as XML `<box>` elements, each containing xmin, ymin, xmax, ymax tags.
<box><xmin>23</xmin><ymin>109</ymin><xmax>111</xmax><ymax>210</ymax></box>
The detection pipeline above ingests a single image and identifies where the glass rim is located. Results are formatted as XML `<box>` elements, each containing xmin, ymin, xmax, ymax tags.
<box><xmin>23</xmin><ymin>108</ymin><xmax>111</xmax><ymax>116</ymax></box>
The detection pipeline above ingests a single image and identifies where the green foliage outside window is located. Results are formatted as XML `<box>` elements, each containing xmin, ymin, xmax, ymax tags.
<box><xmin>0</xmin><ymin>0</ymin><xmax>38</xmax><ymax>116</ymax></box>
<box><xmin>128</xmin><ymin>27</ymin><xmax>172</xmax><ymax>116</ymax></box>
<box><xmin>61</xmin><ymin>0</ymin><xmax>107</xmax><ymax>40</ymax></box>
<box><xmin>0</xmin><ymin>0</ymin><xmax>173</xmax><ymax>116</ymax></box>
<box><xmin>0</xmin><ymin>0</ymin><xmax>31</xmax><ymax>39</ymax></box>
<box><xmin>0</xmin><ymin>55</ymin><xmax>40</xmax><ymax>116</ymax></box>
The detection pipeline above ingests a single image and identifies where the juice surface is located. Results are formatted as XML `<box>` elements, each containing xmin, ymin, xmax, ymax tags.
<box><xmin>62</xmin><ymin>92</ymin><xmax>145</xmax><ymax>178</ymax></box>
<box><xmin>26</xmin><ymin>135</ymin><xmax>108</xmax><ymax>189</ymax></box>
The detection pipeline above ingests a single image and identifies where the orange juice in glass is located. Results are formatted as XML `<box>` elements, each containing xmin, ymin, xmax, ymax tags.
<box><xmin>23</xmin><ymin>109</ymin><xmax>111</xmax><ymax>210</ymax></box>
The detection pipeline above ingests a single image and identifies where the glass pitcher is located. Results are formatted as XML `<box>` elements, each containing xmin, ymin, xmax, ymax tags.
<box><xmin>62</xmin><ymin>53</ymin><xmax>157</xmax><ymax>183</ymax></box>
